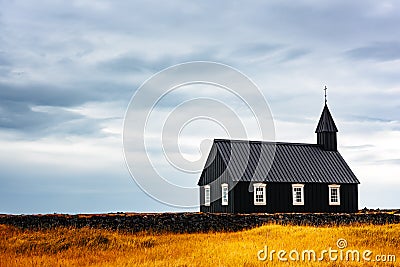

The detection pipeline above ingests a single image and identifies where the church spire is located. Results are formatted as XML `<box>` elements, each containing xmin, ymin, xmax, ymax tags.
<box><xmin>315</xmin><ymin>87</ymin><xmax>338</xmax><ymax>151</ymax></box>
<box><xmin>315</xmin><ymin>105</ymin><xmax>338</xmax><ymax>133</ymax></box>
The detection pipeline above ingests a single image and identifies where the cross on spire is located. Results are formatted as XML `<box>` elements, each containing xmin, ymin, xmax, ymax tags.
<box><xmin>324</xmin><ymin>86</ymin><xmax>327</xmax><ymax>105</ymax></box>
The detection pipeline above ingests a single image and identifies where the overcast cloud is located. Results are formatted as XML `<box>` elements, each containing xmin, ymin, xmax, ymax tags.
<box><xmin>0</xmin><ymin>0</ymin><xmax>399</xmax><ymax>213</ymax></box>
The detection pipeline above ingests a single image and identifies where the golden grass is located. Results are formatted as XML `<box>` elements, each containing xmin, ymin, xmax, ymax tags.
<box><xmin>0</xmin><ymin>223</ymin><xmax>399</xmax><ymax>266</ymax></box>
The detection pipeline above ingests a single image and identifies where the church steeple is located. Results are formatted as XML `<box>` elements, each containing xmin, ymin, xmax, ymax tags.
<box><xmin>315</xmin><ymin>87</ymin><xmax>338</xmax><ymax>151</ymax></box>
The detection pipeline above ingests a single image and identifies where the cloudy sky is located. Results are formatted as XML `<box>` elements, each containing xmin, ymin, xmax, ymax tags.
<box><xmin>1</xmin><ymin>0</ymin><xmax>399</xmax><ymax>214</ymax></box>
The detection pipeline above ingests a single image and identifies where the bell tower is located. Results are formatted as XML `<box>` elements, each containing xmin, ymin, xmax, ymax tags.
<box><xmin>315</xmin><ymin>87</ymin><xmax>338</xmax><ymax>151</ymax></box>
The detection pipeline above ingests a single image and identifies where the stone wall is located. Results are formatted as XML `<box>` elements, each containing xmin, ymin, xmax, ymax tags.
<box><xmin>0</xmin><ymin>212</ymin><xmax>399</xmax><ymax>233</ymax></box>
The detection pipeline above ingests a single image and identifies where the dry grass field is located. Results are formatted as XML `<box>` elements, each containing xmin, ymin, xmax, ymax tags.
<box><xmin>0</xmin><ymin>223</ymin><xmax>399</xmax><ymax>266</ymax></box>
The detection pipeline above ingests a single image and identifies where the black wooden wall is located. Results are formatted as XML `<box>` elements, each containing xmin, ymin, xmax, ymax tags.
<box><xmin>199</xmin><ymin>149</ymin><xmax>234</xmax><ymax>213</ymax></box>
<box><xmin>201</xmin><ymin>182</ymin><xmax>358</xmax><ymax>213</ymax></box>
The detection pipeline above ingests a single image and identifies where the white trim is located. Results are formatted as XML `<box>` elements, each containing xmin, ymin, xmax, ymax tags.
<box><xmin>292</xmin><ymin>184</ymin><xmax>304</xmax><ymax>205</ymax></box>
<box><xmin>328</xmin><ymin>184</ymin><xmax>341</xmax><ymax>205</ymax></box>
<box><xmin>253</xmin><ymin>183</ymin><xmax>267</xmax><ymax>205</ymax></box>
<box><xmin>204</xmin><ymin>185</ymin><xmax>210</xmax><ymax>206</ymax></box>
<box><xmin>221</xmin><ymin>183</ymin><xmax>228</xmax><ymax>206</ymax></box>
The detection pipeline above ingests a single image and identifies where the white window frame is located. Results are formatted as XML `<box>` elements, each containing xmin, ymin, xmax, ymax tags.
<box><xmin>328</xmin><ymin>184</ymin><xmax>341</xmax><ymax>205</ymax></box>
<box><xmin>253</xmin><ymin>183</ymin><xmax>267</xmax><ymax>205</ymax></box>
<box><xmin>204</xmin><ymin>185</ymin><xmax>210</xmax><ymax>206</ymax></box>
<box><xmin>221</xmin><ymin>183</ymin><xmax>228</xmax><ymax>206</ymax></box>
<box><xmin>292</xmin><ymin>184</ymin><xmax>305</xmax><ymax>205</ymax></box>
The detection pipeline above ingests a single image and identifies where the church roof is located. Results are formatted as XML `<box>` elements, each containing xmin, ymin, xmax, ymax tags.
<box><xmin>198</xmin><ymin>139</ymin><xmax>360</xmax><ymax>185</ymax></box>
<box><xmin>315</xmin><ymin>104</ymin><xmax>338</xmax><ymax>133</ymax></box>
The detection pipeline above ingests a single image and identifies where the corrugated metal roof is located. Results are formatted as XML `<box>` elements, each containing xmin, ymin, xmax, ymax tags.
<box><xmin>315</xmin><ymin>104</ymin><xmax>338</xmax><ymax>133</ymax></box>
<box><xmin>198</xmin><ymin>139</ymin><xmax>359</xmax><ymax>185</ymax></box>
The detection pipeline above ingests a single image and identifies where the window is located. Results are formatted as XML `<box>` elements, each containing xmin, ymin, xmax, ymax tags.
<box><xmin>253</xmin><ymin>183</ymin><xmax>266</xmax><ymax>205</ymax></box>
<box><xmin>292</xmin><ymin>184</ymin><xmax>304</xmax><ymax>205</ymax></box>
<box><xmin>328</xmin><ymin>184</ymin><xmax>340</xmax><ymax>205</ymax></box>
<box><xmin>204</xmin><ymin>185</ymin><xmax>210</xmax><ymax>206</ymax></box>
<box><xmin>221</xmin><ymin>183</ymin><xmax>228</xmax><ymax>206</ymax></box>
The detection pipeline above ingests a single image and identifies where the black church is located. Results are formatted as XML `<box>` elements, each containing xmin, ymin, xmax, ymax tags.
<box><xmin>198</xmin><ymin>95</ymin><xmax>360</xmax><ymax>213</ymax></box>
